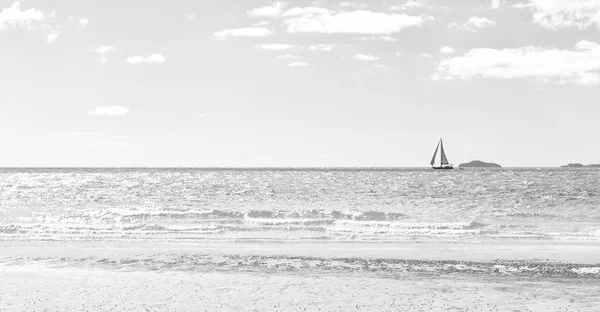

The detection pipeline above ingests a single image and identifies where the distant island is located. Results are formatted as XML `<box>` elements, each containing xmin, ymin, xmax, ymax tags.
<box><xmin>458</xmin><ymin>160</ymin><xmax>502</xmax><ymax>168</ymax></box>
<box><xmin>561</xmin><ymin>163</ymin><xmax>600</xmax><ymax>168</ymax></box>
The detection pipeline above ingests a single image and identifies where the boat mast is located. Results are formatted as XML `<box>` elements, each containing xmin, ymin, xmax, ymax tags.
<box><xmin>440</xmin><ymin>139</ymin><xmax>449</xmax><ymax>165</ymax></box>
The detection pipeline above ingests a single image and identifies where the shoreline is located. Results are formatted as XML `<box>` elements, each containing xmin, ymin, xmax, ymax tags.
<box><xmin>2</xmin><ymin>240</ymin><xmax>599</xmax><ymax>311</ymax></box>
<box><xmin>3</xmin><ymin>240</ymin><xmax>600</xmax><ymax>265</ymax></box>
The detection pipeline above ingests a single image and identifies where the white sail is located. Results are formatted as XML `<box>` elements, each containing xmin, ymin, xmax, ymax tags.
<box><xmin>440</xmin><ymin>139</ymin><xmax>449</xmax><ymax>165</ymax></box>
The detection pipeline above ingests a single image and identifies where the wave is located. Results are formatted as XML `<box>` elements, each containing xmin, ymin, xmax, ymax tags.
<box><xmin>57</xmin><ymin>208</ymin><xmax>408</xmax><ymax>223</ymax></box>
<box><xmin>4</xmin><ymin>220</ymin><xmax>599</xmax><ymax>243</ymax></box>
<box><xmin>2</xmin><ymin>254</ymin><xmax>599</xmax><ymax>278</ymax></box>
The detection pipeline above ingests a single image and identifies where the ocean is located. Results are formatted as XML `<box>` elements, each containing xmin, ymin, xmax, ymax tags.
<box><xmin>1</xmin><ymin>168</ymin><xmax>599</xmax><ymax>311</ymax></box>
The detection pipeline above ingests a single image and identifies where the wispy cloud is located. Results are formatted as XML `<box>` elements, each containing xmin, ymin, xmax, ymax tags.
<box><xmin>277</xmin><ymin>54</ymin><xmax>299</xmax><ymax>59</ymax></box>
<box><xmin>247</xmin><ymin>2</ymin><xmax>287</xmax><ymax>17</ymax></box>
<box><xmin>514</xmin><ymin>0</ymin><xmax>600</xmax><ymax>30</ymax></box>
<box><xmin>95</xmin><ymin>46</ymin><xmax>114</xmax><ymax>54</ymax></box>
<box><xmin>0</xmin><ymin>3</ymin><xmax>93</xmax><ymax>45</ymax></box>
<box><xmin>432</xmin><ymin>40</ymin><xmax>600</xmax><ymax>86</ymax></box>
<box><xmin>94</xmin><ymin>46</ymin><xmax>115</xmax><ymax>64</ymax></box>
<box><xmin>448</xmin><ymin>16</ymin><xmax>496</xmax><ymax>32</ymax></box>
<box><xmin>89</xmin><ymin>106</ymin><xmax>130</xmax><ymax>116</ymax></box>
<box><xmin>255</xmin><ymin>43</ymin><xmax>294</xmax><ymax>50</ymax></box>
<box><xmin>361</xmin><ymin>35</ymin><xmax>397</xmax><ymax>42</ymax></box>
<box><xmin>440</xmin><ymin>46</ymin><xmax>454</xmax><ymax>54</ymax></box>
<box><xmin>282</xmin><ymin>7</ymin><xmax>330</xmax><ymax>17</ymax></box>
<box><xmin>309</xmin><ymin>44</ymin><xmax>336</xmax><ymax>52</ymax></box>
<box><xmin>213</xmin><ymin>27</ymin><xmax>273</xmax><ymax>39</ymax></box>
<box><xmin>46</xmin><ymin>29</ymin><xmax>60</xmax><ymax>43</ymax></box>
<box><xmin>339</xmin><ymin>2</ymin><xmax>368</xmax><ymax>9</ymax></box>
<box><xmin>289</xmin><ymin>61</ymin><xmax>311</xmax><ymax>67</ymax></box>
<box><xmin>284</xmin><ymin>8</ymin><xmax>433</xmax><ymax>34</ymax></box>
<box><xmin>126</xmin><ymin>54</ymin><xmax>166</xmax><ymax>64</ymax></box>
<box><xmin>352</xmin><ymin>53</ymin><xmax>380</xmax><ymax>61</ymax></box>
<box><xmin>390</xmin><ymin>0</ymin><xmax>431</xmax><ymax>11</ymax></box>
<box><xmin>68</xmin><ymin>16</ymin><xmax>89</xmax><ymax>29</ymax></box>
<box><xmin>184</xmin><ymin>13</ymin><xmax>195</xmax><ymax>21</ymax></box>
<box><xmin>253</xmin><ymin>20</ymin><xmax>270</xmax><ymax>27</ymax></box>
<box><xmin>79</xmin><ymin>17</ymin><xmax>89</xmax><ymax>28</ymax></box>
<box><xmin>419</xmin><ymin>53</ymin><xmax>433</xmax><ymax>58</ymax></box>
<box><xmin>372</xmin><ymin>64</ymin><xmax>390</xmax><ymax>69</ymax></box>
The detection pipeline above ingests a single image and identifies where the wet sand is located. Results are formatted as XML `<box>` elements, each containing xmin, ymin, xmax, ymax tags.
<box><xmin>2</xmin><ymin>265</ymin><xmax>599</xmax><ymax>311</ymax></box>
<box><xmin>3</xmin><ymin>240</ymin><xmax>600</xmax><ymax>263</ymax></box>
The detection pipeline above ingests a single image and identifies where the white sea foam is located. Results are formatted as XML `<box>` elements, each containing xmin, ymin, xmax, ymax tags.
<box><xmin>572</xmin><ymin>267</ymin><xmax>600</xmax><ymax>275</ymax></box>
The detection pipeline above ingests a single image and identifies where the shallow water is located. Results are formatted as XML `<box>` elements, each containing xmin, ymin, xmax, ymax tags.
<box><xmin>1</xmin><ymin>168</ymin><xmax>599</xmax><ymax>243</ymax></box>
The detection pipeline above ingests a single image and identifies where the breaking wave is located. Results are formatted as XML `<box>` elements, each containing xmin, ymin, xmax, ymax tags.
<box><xmin>1</xmin><ymin>254</ymin><xmax>599</xmax><ymax>278</ymax></box>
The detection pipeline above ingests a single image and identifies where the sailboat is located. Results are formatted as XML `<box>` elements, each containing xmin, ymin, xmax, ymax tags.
<box><xmin>430</xmin><ymin>138</ymin><xmax>454</xmax><ymax>170</ymax></box>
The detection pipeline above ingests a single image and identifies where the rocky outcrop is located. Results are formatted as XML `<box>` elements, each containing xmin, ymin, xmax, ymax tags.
<box><xmin>458</xmin><ymin>160</ymin><xmax>502</xmax><ymax>168</ymax></box>
<box><xmin>561</xmin><ymin>163</ymin><xmax>600</xmax><ymax>168</ymax></box>
<box><xmin>561</xmin><ymin>163</ymin><xmax>584</xmax><ymax>168</ymax></box>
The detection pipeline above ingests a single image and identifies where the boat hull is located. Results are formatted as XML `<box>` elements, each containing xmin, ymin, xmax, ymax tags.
<box><xmin>432</xmin><ymin>166</ymin><xmax>454</xmax><ymax>170</ymax></box>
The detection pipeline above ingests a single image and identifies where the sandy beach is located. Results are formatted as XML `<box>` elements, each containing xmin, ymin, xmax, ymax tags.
<box><xmin>2</xmin><ymin>241</ymin><xmax>599</xmax><ymax>311</ymax></box>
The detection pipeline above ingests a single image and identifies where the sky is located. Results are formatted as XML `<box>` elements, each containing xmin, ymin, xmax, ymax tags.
<box><xmin>1</xmin><ymin>0</ymin><xmax>600</xmax><ymax>167</ymax></box>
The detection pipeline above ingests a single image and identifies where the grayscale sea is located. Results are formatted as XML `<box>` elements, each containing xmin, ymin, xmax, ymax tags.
<box><xmin>1</xmin><ymin>168</ymin><xmax>599</xmax><ymax>311</ymax></box>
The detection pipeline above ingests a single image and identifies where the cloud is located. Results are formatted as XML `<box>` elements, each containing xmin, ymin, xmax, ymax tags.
<box><xmin>253</xmin><ymin>20</ymin><xmax>270</xmax><ymax>26</ymax></box>
<box><xmin>352</xmin><ymin>53</ymin><xmax>380</xmax><ymax>61</ymax></box>
<box><xmin>213</xmin><ymin>27</ymin><xmax>273</xmax><ymax>39</ymax></box>
<box><xmin>46</xmin><ymin>29</ymin><xmax>60</xmax><ymax>43</ymax></box>
<box><xmin>277</xmin><ymin>54</ymin><xmax>299</xmax><ymax>59</ymax></box>
<box><xmin>94</xmin><ymin>46</ymin><xmax>115</xmax><ymax>64</ymax></box>
<box><xmin>491</xmin><ymin>0</ymin><xmax>502</xmax><ymax>9</ymax></box>
<box><xmin>0</xmin><ymin>3</ymin><xmax>88</xmax><ymax>44</ymax></box>
<box><xmin>289</xmin><ymin>61</ymin><xmax>311</xmax><ymax>67</ymax></box>
<box><xmin>184</xmin><ymin>13</ymin><xmax>196</xmax><ymax>21</ymax></box>
<box><xmin>255</xmin><ymin>43</ymin><xmax>294</xmax><ymax>50</ymax></box>
<box><xmin>68</xmin><ymin>16</ymin><xmax>89</xmax><ymax>30</ymax></box>
<box><xmin>339</xmin><ymin>2</ymin><xmax>368</xmax><ymax>9</ymax></box>
<box><xmin>432</xmin><ymin>40</ymin><xmax>600</xmax><ymax>85</ymax></box>
<box><xmin>419</xmin><ymin>53</ymin><xmax>433</xmax><ymax>58</ymax></box>
<box><xmin>284</xmin><ymin>9</ymin><xmax>433</xmax><ymax>34</ymax></box>
<box><xmin>79</xmin><ymin>17</ymin><xmax>89</xmax><ymax>28</ymax></box>
<box><xmin>361</xmin><ymin>35</ymin><xmax>397</xmax><ymax>42</ymax></box>
<box><xmin>95</xmin><ymin>46</ymin><xmax>115</xmax><ymax>54</ymax></box>
<box><xmin>309</xmin><ymin>44</ymin><xmax>336</xmax><ymax>51</ymax></box>
<box><xmin>448</xmin><ymin>16</ymin><xmax>496</xmax><ymax>32</ymax></box>
<box><xmin>247</xmin><ymin>2</ymin><xmax>286</xmax><ymax>17</ymax></box>
<box><xmin>372</xmin><ymin>64</ymin><xmax>390</xmax><ymax>69</ymax></box>
<box><xmin>440</xmin><ymin>46</ymin><xmax>454</xmax><ymax>54</ymax></box>
<box><xmin>126</xmin><ymin>54</ymin><xmax>166</xmax><ymax>64</ymax></box>
<box><xmin>515</xmin><ymin>0</ymin><xmax>600</xmax><ymax>30</ymax></box>
<box><xmin>390</xmin><ymin>0</ymin><xmax>431</xmax><ymax>11</ymax></box>
<box><xmin>282</xmin><ymin>7</ymin><xmax>330</xmax><ymax>17</ymax></box>
<box><xmin>89</xmin><ymin>106</ymin><xmax>130</xmax><ymax>116</ymax></box>
<box><xmin>0</xmin><ymin>1</ymin><xmax>46</xmax><ymax>30</ymax></box>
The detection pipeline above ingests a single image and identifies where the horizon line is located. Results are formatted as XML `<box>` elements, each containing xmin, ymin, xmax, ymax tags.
<box><xmin>0</xmin><ymin>166</ymin><xmax>579</xmax><ymax>169</ymax></box>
